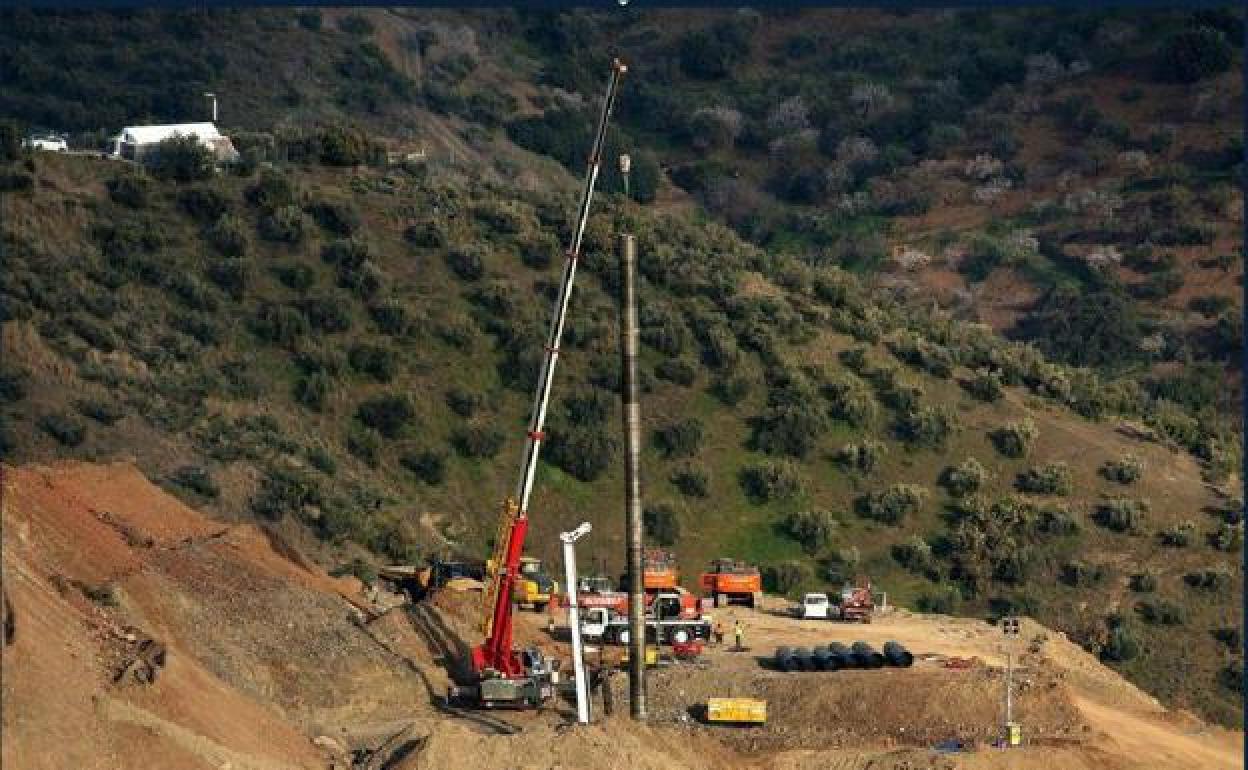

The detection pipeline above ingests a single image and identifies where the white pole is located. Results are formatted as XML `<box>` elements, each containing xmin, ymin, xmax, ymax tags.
<box><xmin>204</xmin><ymin>93</ymin><xmax>217</xmax><ymax>123</ymax></box>
<box><xmin>560</xmin><ymin>522</ymin><xmax>593</xmax><ymax>725</ymax></box>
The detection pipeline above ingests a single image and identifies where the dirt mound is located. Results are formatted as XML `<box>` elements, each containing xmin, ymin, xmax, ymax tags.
<box><xmin>0</xmin><ymin>461</ymin><xmax>438</xmax><ymax>769</ymax></box>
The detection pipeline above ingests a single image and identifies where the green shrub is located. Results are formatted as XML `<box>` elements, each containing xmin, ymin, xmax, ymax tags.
<box><xmin>347</xmin><ymin>426</ymin><xmax>382</xmax><ymax>467</ymax></box>
<box><xmin>451</xmin><ymin>425</ymin><xmax>505</xmax><ymax>458</ymax></box>
<box><xmin>445</xmin><ymin>387</ymin><xmax>484</xmax><ymax>418</ymax></box>
<box><xmin>1137</xmin><ymin>599</ymin><xmax>1187</xmax><ymax>625</ymax></box>
<box><xmin>0</xmin><ymin>367</ymin><xmax>29</xmax><ymax>403</ymax></box>
<box><xmin>368</xmin><ymin>299</ymin><xmax>409</xmax><ymax>336</ymax></box>
<box><xmin>962</xmin><ymin>370</ymin><xmax>1004</xmax><ymax>402</ymax></box>
<box><xmin>709</xmin><ymin>374</ymin><xmax>750</xmax><ymax>405</ymax></box>
<box><xmin>643</xmin><ymin>503</ymin><xmax>681</xmax><ymax>546</ymax></box>
<box><xmin>299</xmin><ymin>296</ymin><xmax>352</xmax><ymax>333</ymax></box>
<box><xmin>990</xmin><ymin>419</ymin><xmax>1037</xmax><ymax>458</ymax></box>
<box><xmin>1095</xmin><ymin>498</ymin><xmax>1149</xmax><ymax>534</ymax></box>
<box><xmin>259</xmin><ymin>205</ymin><xmax>307</xmax><ymax>244</ymax></box>
<box><xmin>150</xmin><ymin>136</ymin><xmax>213</xmax><ymax>182</ymax></box>
<box><xmin>823</xmin><ymin>375</ymin><xmax>877</xmax><ymax>427</ymax></box>
<box><xmin>106</xmin><ymin>172</ymin><xmax>150</xmax><ymax>208</ymax></box>
<box><xmin>178</xmin><ymin>186</ymin><xmax>230</xmax><ymax>222</ymax></box>
<box><xmin>272</xmin><ymin>263</ymin><xmax>314</xmax><ymax>293</ymax></box>
<box><xmin>780</xmin><ymin>509</ymin><xmax>838</xmax><ymax>555</ymax></box>
<box><xmin>446</xmin><ymin>245</ymin><xmax>486</xmax><ymax>281</ymax></box>
<box><xmin>251</xmin><ymin>302</ymin><xmax>309</xmax><ymax>348</ymax></box>
<box><xmin>671</xmin><ymin>462</ymin><xmax>710</xmax><ymax>497</ymax></box>
<box><xmin>1100</xmin><ymin>456</ymin><xmax>1143</xmax><ymax>484</ymax></box>
<box><xmin>0</xmin><ymin>171</ymin><xmax>33</xmax><ymax>192</ymax></box>
<box><xmin>1101</xmin><ymin>623</ymin><xmax>1141</xmax><ymax>662</ymax></box>
<box><xmin>250</xmin><ymin>467</ymin><xmax>324</xmax><ymax>520</ymax></box>
<box><xmin>750</xmin><ymin>392</ymin><xmax>826</xmax><ymax>458</ymax></box>
<box><xmin>1184</xmin><ymin>567</ymin><xmax>1234</xmax><ymax>594</ymax></box>
<box><xmin>915</xmin><ymin>587</ymin><xmax>961</xmax><ymax>615</ymax></box>
<box><xmin>1015</xmin><ymin>462</ymin><xmax>1073</xmax><ymax>496</ymax></box>
<box><xmin>1158</xmin><ymin>26</ymin><xmax>1233</xmax><ymax>83</ymax></box>
<box><xmin>245</xmin><ymin>171</ymin><xmax>295</xmax><ymax>211</ymax></box>
<box><xmin>294</xmin><ymin>372</ymin><xmax>332</xmax><ymax>412</ymax></box>
<box><xmin>653</xmin><ymin>418</ymin><xmax>704</xmax><ymax>459</ymax></box>
<box><xmin>654</xmin><ymin>358</ymin><xmax>697</xmax><ymax>386</ymax></box>
<box><xmin>347</xmin><ymin>343</ymin><xmax>399</xmax><ymax>382</ymax></box>
<box><xmin>833</xmin><ymin>440</ymin><xmax>886</xmax><ymax>475</ymax></box>
<box><xmin>1038</xmin><ymin>504</ymin><xmax>1079</xmax><ymax>536</ymax></box>
<box><xmin>763</xmin><ymin>561</ymin><xmax>810</xmax><ymax>595</ymax></box>
<box><xmin>1210</xmin><ymin>522</ymin><xmax>1243</xmax><ymax>553</ymax></box>
<box><xmin>306</xmin><ymin>445</ymin><xmax>337</xmax><ymax>475</ymax></box>
<box><xmin>355</xmin><ymin>393</ymin><xmax>414</xmax><ymax>438</ymax></box>
<box><xmin>306</xmin><ymin>199</ymin><xmax>361</xmax><ymax>236</ymax></box>
<box><xmin>169</xmin><ymin>465</ymin><xmax>219</xmax><ymax>499</ymax></box>
<box><xmin>545</xmin><ymin>424</ymin><xmax>616</xmax><ymax>482</ymax></box>
<box><xmin>401</xmin><ymin>449</ymin><xmax>446</xmax><ymax>485</ymax></box>
<box><xmin>1129</xmin><ymin>572</ymin><xmax>1158</xmax><ymax>593</ymax></box>
<box><xmin>892</xmin><ymin>536</ymin><xmax>938</xmax><ymax>580</ymax></box>
<box><xmin>856</xmin><ymin>483</ymin><xmax>927</xmax><ymax>526</ymax></box>
<box><xmin>405</xmin><ymin>221</ymin><xmax>447</xmax><ymax>249</ymax></box>
<box><xmin>330</xmin><ymin>558</ymin><xmax>378</xmax><ymax>586</ymax></box>
<box><xmin>740</xmin><ymin>460</ymin><xmax>806</xmax><ymax>503</ymax></box>
<box><xmin>1158</xmin><ymin>520</ymin><xmax>1197</xmax><ymax>548</ymax></box>
<box><xmin>1212</xmin><ymin>627</ymin><xmax>1242</xmax><ymax>650</ymax></box>
<box><xmin>940</xmin><ymin>458</ymin><xmax>988</xmax><ymax>497</ymax></box>
<box><xmin>895</xmin><ymin>406</ymin><xmax>954</xmax><ymax>449</ymax></box>
<box><xmin>1061</xmin><ymin>561</ymin><xmax>1108</xmax><ymax>588</ymax></box>
<box><xmin>74</xmin><ymin>398</ymin><xmax>125</xmax><ymax>425</ymax></box>
<box><xmin>38</xmin><ymin>412</ymin><xmax>86</xmax><ymax>446</ymax></box>
<box><xmin>206</xmin><ymin>257</ymin><xmax>249</xmax><ymax>301</ymax></box>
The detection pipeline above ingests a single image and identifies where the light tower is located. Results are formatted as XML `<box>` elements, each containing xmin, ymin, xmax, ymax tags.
<box><xmin>204</xmin><ymin>92</ymin><xmax>217</xmax><ymax>123</ymax></box>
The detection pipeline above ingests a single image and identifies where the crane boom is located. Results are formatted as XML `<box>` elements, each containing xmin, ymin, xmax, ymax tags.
<box><xmin>473</xmin><ymin>59</ymin><xmax>627</xmax><ymax>680</ymax></box>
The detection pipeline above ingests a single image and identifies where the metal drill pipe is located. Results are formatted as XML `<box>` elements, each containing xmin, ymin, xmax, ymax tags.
<box><xmin>619</xmin><ymin>232</ymin><xmax>646</xmax><ymax>719</ymax></box>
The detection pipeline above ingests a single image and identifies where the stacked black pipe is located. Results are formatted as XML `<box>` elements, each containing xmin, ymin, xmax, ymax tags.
<box><xmin>771</xmin><ymin>640</ymin><xmax>914</xmax><ymax>671</ymax></box>
<box><xmin>883</xmin><ymin>641</ymin><xmax>914</xmax><ymax>667</ymax></box>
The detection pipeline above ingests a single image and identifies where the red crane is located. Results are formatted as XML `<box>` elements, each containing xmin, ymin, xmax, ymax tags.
<box><xmin>453</xmin><ymin>59</ymin><xmax>626</xmax><ymax>709</ymax></box>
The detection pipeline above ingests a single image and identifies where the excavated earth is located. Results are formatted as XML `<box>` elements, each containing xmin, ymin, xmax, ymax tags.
<box><xmin>1</xmin><ymin>461</ymin><xmax>1242</xmax><ymax>770</ymax></box>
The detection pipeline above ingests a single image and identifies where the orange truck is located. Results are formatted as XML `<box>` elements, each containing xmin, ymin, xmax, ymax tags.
<box><xmin>700</xmin><ymin>558</ymin><xmax>763</xmax><ymax>608</ymax></box>
<box><xmin>642</xmin><ymin>548</ymin><xmax>680</xmax><ymax>591</ymax></box>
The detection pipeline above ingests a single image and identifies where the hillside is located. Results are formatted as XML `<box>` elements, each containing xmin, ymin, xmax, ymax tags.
<box><xmin>2</xmin><ymin>461</ymin><xmax>1242</xmax><ymax>769</ymax></box>
<box><xmin>0</xmin><ymin>7</ymin><xmax>1242</xmax><ymax>730</ymax></box>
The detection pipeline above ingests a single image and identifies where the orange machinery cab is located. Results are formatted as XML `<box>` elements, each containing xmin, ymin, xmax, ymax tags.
<box><xmin>699</xmin><ymin>558</ymin><xmax>763</xmax><ymax>608</ymax></box>
<box><xmin>642</xmin><ymin>548</ymin><xmax>680</xmax><ymax>592</ymax></box>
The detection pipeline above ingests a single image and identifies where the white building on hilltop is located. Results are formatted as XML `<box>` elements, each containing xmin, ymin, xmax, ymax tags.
<box><xmin>110</xmin><ymin>122</ymin><xmax>238</xmax><ymax>163</ymax></box>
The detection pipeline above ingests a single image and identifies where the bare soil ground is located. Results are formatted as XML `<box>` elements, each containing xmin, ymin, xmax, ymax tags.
<box><xmin>2</xmin><ymin>461</ymin><xmax>1241</xmax><ymax>770</ymax></box>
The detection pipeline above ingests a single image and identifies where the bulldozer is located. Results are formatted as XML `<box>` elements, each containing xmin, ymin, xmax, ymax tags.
<box><xmin>700</xmin><ymin>558</ymin><xmax>762</xmax><ymax>608</ymax></box>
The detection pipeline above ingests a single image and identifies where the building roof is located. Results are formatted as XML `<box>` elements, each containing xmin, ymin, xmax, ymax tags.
<box><xmin>118</xmin><ymin>122</ymin><xmax>224</xmax><ymax>144</ymax></box>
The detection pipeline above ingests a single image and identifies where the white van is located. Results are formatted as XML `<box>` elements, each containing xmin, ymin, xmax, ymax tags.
<box><xmin>23</xmin><ymin>136</ymin><xmax>68</xmax><ymax>153</ymax></box>
<box><xmin>799</xmin><ymin>592</ymin><xmax>830</xmax><ymax>619</ymax></box>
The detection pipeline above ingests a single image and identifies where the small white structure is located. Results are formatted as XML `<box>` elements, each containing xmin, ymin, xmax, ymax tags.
<box><xmin>109</xmin><ymin>122</ymin><xmax>238</xmax><ymax>163</ymax></box>
<box><xmin>23</xmin><ymin>135</ymin><xmax>68</xmax><ymax>152</ymax></box>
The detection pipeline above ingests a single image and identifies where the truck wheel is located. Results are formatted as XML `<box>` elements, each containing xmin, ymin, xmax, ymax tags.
<box><xmin>714</xmin><ymin>593</ymin><xmax>726</xmax><ymax>608</ymax></box>
<box><xmin>534</xmin><ymin>602</ymin><xmax>548</xmax><ymax>613</ymax></box>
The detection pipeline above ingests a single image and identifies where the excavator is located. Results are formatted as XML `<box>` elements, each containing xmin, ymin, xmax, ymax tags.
<box><xmin>447</xmin><ymin>59</ymin><xmax>627</xmax><ymax>710</ymax></box>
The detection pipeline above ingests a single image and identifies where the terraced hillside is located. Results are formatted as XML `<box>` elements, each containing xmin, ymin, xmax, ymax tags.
<box><xmin>0</xmin><ymin>7</ymin><xmax>1242</xmax><ymax>725</ymax></box>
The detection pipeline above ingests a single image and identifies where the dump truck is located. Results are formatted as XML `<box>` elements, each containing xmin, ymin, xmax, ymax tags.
<box><xmin>699</xmin><ymin>558</ymin><xmax>762</xmax><ymax>608</ymax></box>
<box><xmin>380</xmin><ymin>560</ymin><xmax>484</xmax><ymax>600</ymax></box>
<box><xmin>834</xmin><ymin>577</ymin><xmax>874</xmax><ymax>623</ymax></box>
<box><xmin>639</xmin><ymin>548</ymin><xmax>680</xmax><ymax>592</ymax></box>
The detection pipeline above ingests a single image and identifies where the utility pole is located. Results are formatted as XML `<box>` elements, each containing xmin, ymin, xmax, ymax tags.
<box><xmin>560</xmin><ymin>522</ymin><xmax>593</xmax><ymax>725</ymax></box>
<box><xmin>619</xmin><ymin>217</ymin><xmax>646</xmax><ymax>720</ymax></box>
<box><xmin>204</xmin><ymin>92</ymin><xmax>217</xmax><ymax>123</ymax></box>
<box><xmin>1001</xmin><ymin>616</ymin><xmax>1021</xmax><ymax>747</ymax></box>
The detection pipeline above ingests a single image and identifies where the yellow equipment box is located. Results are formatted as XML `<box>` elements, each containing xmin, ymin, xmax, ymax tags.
<box><xmin>621</xmin><ymin>646</ymin><xmax>659</xmax><ymax>666</ymax></box>
<box><xmin>706</xmin><ymin>698</ymin><xmax>767</xmax><ymax>724</ymax></box>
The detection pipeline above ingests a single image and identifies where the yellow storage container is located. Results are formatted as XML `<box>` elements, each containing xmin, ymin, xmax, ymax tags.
<box><xmin>706</xmin><ymin>698</ymin><xmax>767</xmax><ymax>724</ymax></box>
<box><xmin>621</xmin><ymin>646</ymin><xmax>659</xmax><ymax>666</ymax></box>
